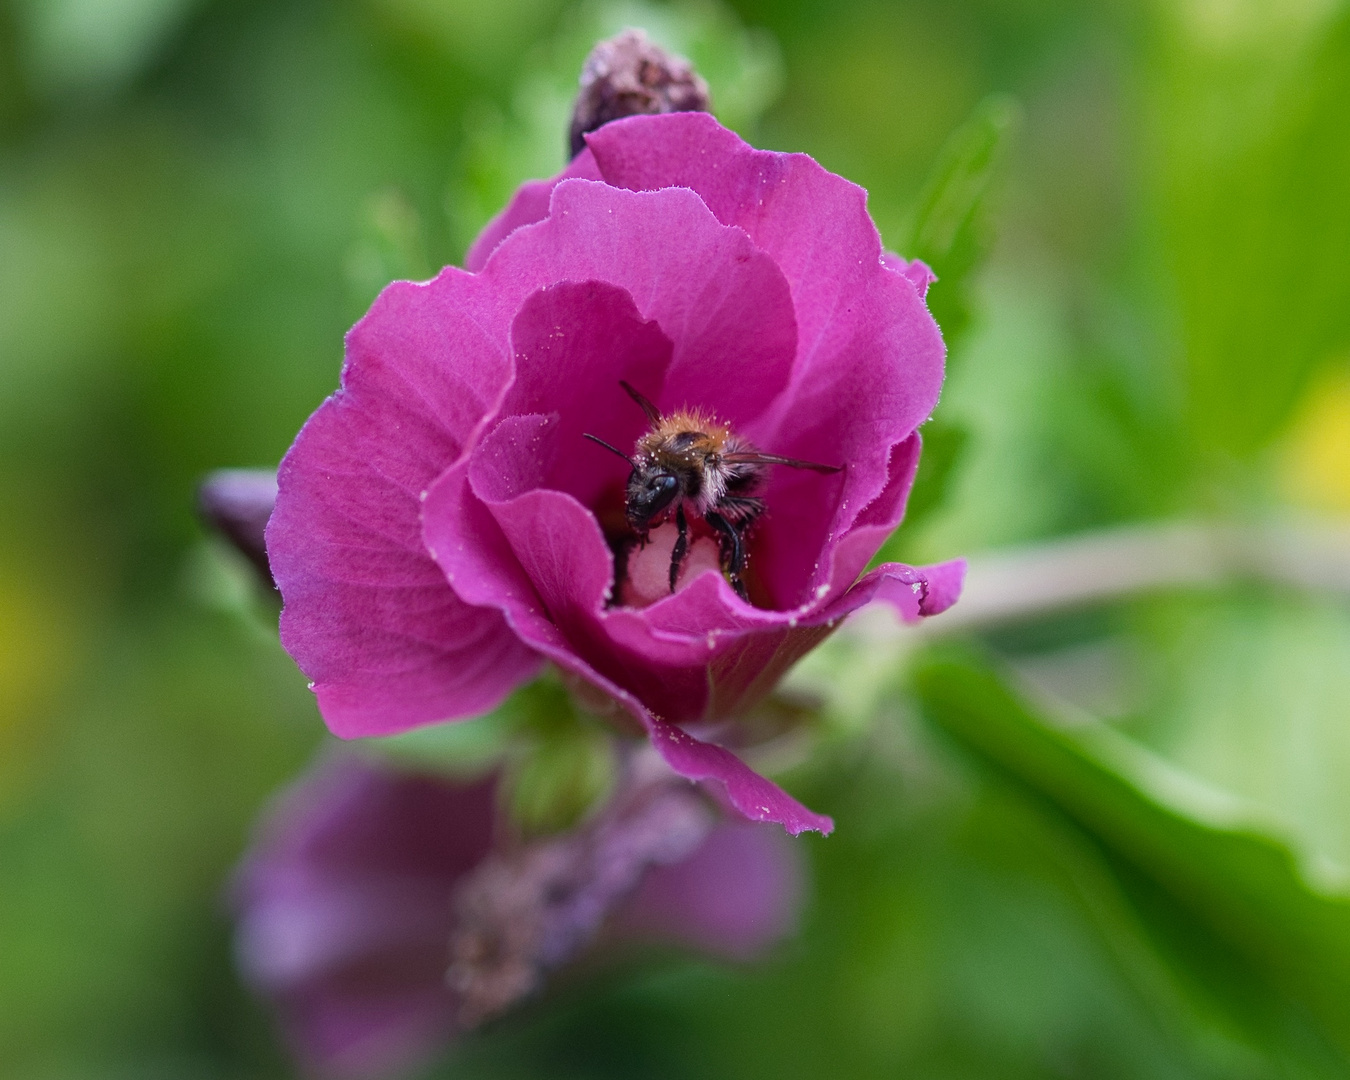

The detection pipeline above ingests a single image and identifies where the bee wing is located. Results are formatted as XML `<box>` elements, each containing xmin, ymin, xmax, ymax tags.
<box><xmin>722</xmin><ymin>452</ymin><xmax>843</xmax><ymax>474</ymax></box>
<box><xmin>619</xmin><ymin>380</ymin><xmax>663</xmax><ymax>424</ymax></box>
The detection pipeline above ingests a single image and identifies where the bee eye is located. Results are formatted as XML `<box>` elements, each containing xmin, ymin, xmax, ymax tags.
<box><xmin>644</xmin><ymin>474</ymin><xmax>678</xmax><ymax>502</ymax></box>
<box><xmin>626</xmin><ymin>471</ymin><xmax>680</xmax><ymax>528</ymax></box>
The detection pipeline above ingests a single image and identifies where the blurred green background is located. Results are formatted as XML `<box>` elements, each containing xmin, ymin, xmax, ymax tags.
<box><xmin>2</xmin><ymin>0</ymin><xmax>1350</xmax><ymax>1076</ymax></box>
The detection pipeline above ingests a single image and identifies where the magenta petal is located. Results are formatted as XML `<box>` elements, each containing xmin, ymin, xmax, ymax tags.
<box><xmin>585</xmin><ymin>112</ymin><xmax>881</xmax><ymax>366</ymax></box>
<box><xmin>883</xmin><ymin>252</ymin><xmax>936</xmax><ymax>297</ymax></box>
<box><xmin>233</xmin><ymin>756</ymin><xmax>497</xmax><ymax>1078</ymax></box>
<box><xmin>586</xmin><ymin>115</ymin><xmax>941</xmax><ymax>432</ymax></box>
<box><xmin>918</xmin><ymin>558</ymin><xmax>966</xmax><ymax>616</ymax></box>
<box><xmin>827</xmin><ymin>557</ymin><xmax>968</xmax><ymax>623</ymax></box>
<box><xmin>599</xmin><ymin>577</ymin><xmax>822</xmax><ymax>722</ymax></box>
<box><xmin>750</xmin><ymin>269</ymin><xmax>944</xmax><ymax>605</ymax></box>
<box><xmin>604</xmin><ymin>558</ymin><xmax>963</xmax><ymax>725</ymax></box>
<box><xmin>614</xmin><ymin>819</ymin><xmax>804</xmax><ymax>958</ymax></box>
<box><xmin>648</xmin><ymin>720</ymin><xmax>833</xmax><ymax>835</ymax></box>
<box><xmin>422</xmin><ymin>455</ymin><xmax>547</xmax><ymax>630</ymax></box>
<box><xmin>483</xmin><ymin>179</ymin><xmax>797</xmax><ymax>431</ymax></box>
<box><xmin>910</xmin><ymin>557</ymin><xmax>968</xmax><ymax>617</ymax></box>
<box><xmin>464</xmin><ymin>147</ymin><xmax>603</xmax><ymax>272</ymax></box>
<box><xmin>503</xmin><ymin>281</ymin><xmax>673</xmax><ymax>506</ymax></box>
<box><xmin>268</xmin><ymin>277</ymin><xmax>543</xmax><ymax>738</ymax></box>
<box><xmin>425</xmin><ymin>432</ymin><xmax>631</xmax><ymax>700</ymax></box>
<box><xmin>794</xmin><ymin>433</ymin><xmax>924</xmax><ymax>607</ymax></box>
<box><xmin>467</xmin><ymin>416</ymin><xmax>617</xmax><ymax>621</ymax></box>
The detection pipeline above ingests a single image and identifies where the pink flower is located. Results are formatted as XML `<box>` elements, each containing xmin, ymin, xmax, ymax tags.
<box><xmin>267</xmin><ymin>112</ymin><xmax>963</xmax><ymax>836</ymax></box>
<box><xmin>232</xmin><ymin>753</ymin><xmax>802</xmax><ymax>1079</ymax></box>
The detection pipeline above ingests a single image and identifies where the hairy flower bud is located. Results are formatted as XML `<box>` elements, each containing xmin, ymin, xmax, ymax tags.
<box><xmin>447</xmin><ymin>771</ymin><xmax>712</xmax><ymax>1026</ymax></box>
<box><xmin>568</xmin><ymin>29</ymin><xmax>711</xmax><ymax>158</ymax></box>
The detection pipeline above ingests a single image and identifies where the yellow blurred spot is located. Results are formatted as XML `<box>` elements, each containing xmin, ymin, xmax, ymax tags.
<box><xmin>1283</xmin><ymin>367</ymin><xmax>1350</xmax><ymax>513</ymax></box>
<box><xmin>0</xmin><ymin>569</ymin><xmax>68</xmax><ymax>815</ymax></box>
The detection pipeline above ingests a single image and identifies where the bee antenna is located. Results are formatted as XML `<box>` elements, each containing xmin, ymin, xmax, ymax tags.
<box><xmin>583</xmin><ymin>432</ymin><xmax>635</xmax><ymax>467</ymax></box>
<box><xmin>619</xmin><ymin>380</ymin><xmax>663</xmax><ymax>424</ymax></box>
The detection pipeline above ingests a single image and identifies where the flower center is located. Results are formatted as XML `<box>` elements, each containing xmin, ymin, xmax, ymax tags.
<box><xmin>619</xmin><ymin>522</ymin><xmax>723</xmax><ymax>608</ymax></box>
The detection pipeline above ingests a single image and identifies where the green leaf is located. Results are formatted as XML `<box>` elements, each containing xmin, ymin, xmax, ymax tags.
<box><xmin>913</xmin><ymin>647</ymin><xmax>1350</xmax><ymax>1065</ymax></box>
<box><xmin>1131</xmin><ymin>592</ymin><xmax>1350</xmax><ymax>886</ymax></box>
<box><xmin>1159</xmin><ymin>8</ymin><xmax>1350</xmax><ymax>456</ymax></box>
<box><xmin>904</xmin><ymin>93</ymin><xmax>1022</xmax><ymax>354</ymax></box>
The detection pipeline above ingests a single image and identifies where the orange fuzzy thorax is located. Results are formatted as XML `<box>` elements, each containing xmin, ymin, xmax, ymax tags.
<box><xmin>645</xmin><ymin>409</ymin><xmax>729</xmax><ymax>450</ymax></box>
<box><xmin>633</xmin><ymin>409</ymin><xmax>758</xmax><ymax>459</ymax></box>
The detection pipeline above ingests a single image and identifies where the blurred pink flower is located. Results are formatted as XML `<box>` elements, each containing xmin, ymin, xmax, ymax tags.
<box><xmin>267</xmin><ymin>112</ymin><xmax>963</xmax><ymax>836</ymax></box>
<box><xmin>232</xmin><ymin>753</ymin><xmax>802</xmax><ymax>1079</ymax></box>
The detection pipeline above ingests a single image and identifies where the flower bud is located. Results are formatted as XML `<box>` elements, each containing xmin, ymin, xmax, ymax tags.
<box><xmin>568</xmin><ymin>29</ymin><xmax>711</xmax><ymax>158</ymax></box>
<box><xmin>196</xmin><ymin>469</ymin><xmax>278</xmax><ymax>590</ymax></box>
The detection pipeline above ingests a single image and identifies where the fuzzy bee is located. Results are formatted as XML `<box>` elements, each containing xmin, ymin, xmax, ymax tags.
<box><xmin>585</xmin><ymin>382</ymin><xmax>842</xmax><ymax>600</ymax></box>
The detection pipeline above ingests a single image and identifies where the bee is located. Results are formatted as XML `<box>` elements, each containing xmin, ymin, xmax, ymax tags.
<box><xmin>585</xmin><ymin>381</ymin><xmax>841</xmax><ymax>600</ymax></box>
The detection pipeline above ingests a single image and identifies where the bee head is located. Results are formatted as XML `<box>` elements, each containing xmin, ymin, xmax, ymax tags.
<box><xmin>625</xmin><ymin>468</ymin><xmax>680</xmax><ymax>530</ymax></box>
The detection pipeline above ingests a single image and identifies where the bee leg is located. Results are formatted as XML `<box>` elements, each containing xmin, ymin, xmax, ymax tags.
<box><xmin>669</xmin><ymin>505</ymin><xmax>689</xmax><ymax>593</ymax></box>
<box><xmin>705</xmin><ymin>511</ymin><xmax>748</xmax><ymax>600</ymax></box>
